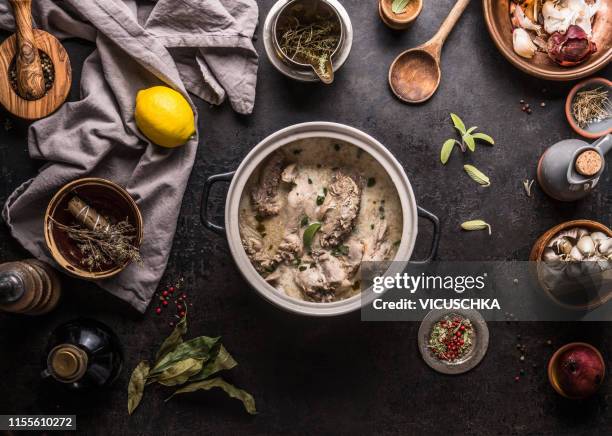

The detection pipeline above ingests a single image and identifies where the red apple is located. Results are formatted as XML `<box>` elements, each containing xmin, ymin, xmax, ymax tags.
<box><xmin>556</xmin><ymin>345</ymin><xmax>605</xmax><ymax>399</ymax></box>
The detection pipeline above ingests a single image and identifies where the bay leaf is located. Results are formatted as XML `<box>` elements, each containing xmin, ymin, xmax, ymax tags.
<box><xmin>391</xmin><ymin>0</ymin><xmax>410</xmax><ymax>14</ymax></box>
<box><xmin>128</xmin><ymin>360</ymin><xmax>149</xmax><ymax>415</ymax></box>
<box><xmin>472</xmin><ymin>132</ymin><xmax>495</xmax><ymax>145</ymax></box>
<box><xmin>155</xmin><ymin>315</ymin><xmax>187</xmax><ymax>364</ymax></box>
<box><xmin>166</xmin><ymin>377</ymin><xmax>257</xmax><ymax>415</ymax></box>
<box><xmin>150</xmin><ymin>336</ymin><xmax>220</xmax><ymax>376</ymax></box>
<box><xmin>463</xmin><ymin>165</ymin><xmax>491</xmax><ymax>187</ymax></box>
<box><xmin>461</xmin><ymin>220</ymin><xmax>491</xmax><ymax>235</ymax></box>
<box><xmin>440</xmin><ymin>139</ymin><xmax>456</xmax><ymax>165</ymax></box>
<box><xmin>157</xmin><ymin>358</ymin><xmax>205</xmax><ymax>387</ymax></box>
<box><xmin>189</xmin><ymin>345</ymin><xmax>237</xmax><ymax>382</ymax></box>
<box><xmin>303</xmin><ymin>222</ymin><xmax>321</xmax><ymax>251</ymax></box>
<box><xmin>450</xmin><ymin>113</ymin><xmax>466</xmax><ymax>134</ymax></box>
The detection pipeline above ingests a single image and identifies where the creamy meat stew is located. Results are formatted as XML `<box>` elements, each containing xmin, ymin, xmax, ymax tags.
<box><xmin>239</xmin><ymin>138</ymin><xmax>403</xmax><ymax>302</ymax></box>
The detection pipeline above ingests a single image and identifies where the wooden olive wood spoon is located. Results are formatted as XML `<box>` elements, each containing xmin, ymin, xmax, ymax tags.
<box><xmin>10</xmin><ymin>0</ymin><xmax>46</xmax><ymax>100</ymax></box>
<box><xmin>389</xmin><ymin>0</ymin><xmax>471</xmax><ymax>104</ymax></box>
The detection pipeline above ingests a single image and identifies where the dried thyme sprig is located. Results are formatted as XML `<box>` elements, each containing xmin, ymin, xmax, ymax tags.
<box><xmin>50</xmin><ymin>216</ymin><xmax>142</xmax><ymax>271</ymax></box>
<box><xmin>279</xmin><ymin>18</ymin><xmax>339</xmax><ymax>76</ymax></box>
<box><xmin>572</xmin><ymin>87</ymin><xmax>611</xmax><ymax>128</ymax></box>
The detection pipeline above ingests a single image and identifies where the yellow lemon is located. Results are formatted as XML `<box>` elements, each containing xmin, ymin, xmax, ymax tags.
<box><xmin>135</xmin><ymin>86</ymin><xmax>195</xmax><ymax>148</ymax></box>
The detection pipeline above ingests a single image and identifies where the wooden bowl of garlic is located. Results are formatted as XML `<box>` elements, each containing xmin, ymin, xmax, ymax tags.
<box><xmin>483</xmin><ymin>0</ymin><xmax>612</xmax><ymax>81</ymax></box>
<box><xmin>530</xmin><ymin>220</ymin><xmax>612</xmax><ymax>310</ymax></box>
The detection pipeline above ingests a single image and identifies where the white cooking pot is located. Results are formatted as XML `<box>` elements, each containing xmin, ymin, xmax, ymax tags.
<box><xmin>201</xmin><ymin>122</ymin><xmax>439</xmax><ymax>316</ymax></box>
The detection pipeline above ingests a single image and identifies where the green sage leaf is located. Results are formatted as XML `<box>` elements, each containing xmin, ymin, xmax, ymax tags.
<box><xmin>440</xmin><ymin>139</ymin><xmax>456</xmax><ymax>165</ymax></box>
<box><xmin>450</xmin><ymin>113</ymin><xmax>466</xmax><ymax>134</ymax></box>
<box><xmin>166</xmin><ymin>377</ymin><xmax>257</xmax><ymax>415</ymax></box>
<box><xmin>461</xmin><ymin>220</ymin><xmax>491</xmax><ymax>235</ymax></box>
<box><xmin>189</xmin><ymin>345</ymin><xmax>237</xmax><ymax>382</ymax></box>
<box><xmin>303</xmin><ymin>222</ymin><xmax>321</xmax><ymax>250</ymax></box>
<box><xmin>472</xmin><ymin>133</ymin><xmax>495</xmax><ymax>145</ymax></box>
<box><xmin>463</xmin><ymin>133</ymin><xmax>476</xmax><ymax>152</ymax></box>
<box><xmin>150</xmin><ymin>336</ymin><xmax>220</xmax><ymax>376</ymax></box>
<box><xmin>463</xmin><ymin>165</ymin><xmax>491</xmax><ymax>187</ymax></box>
<box><xmin>128</xmin><ymin>361</ymin><xmax>149</xmax><ymax>415</ymax></box>
<box><xmin>155</xmin><ymin>315</ymin><xmax>187</xmax><ymax>363</ymax></box>
<box><xmin>466</xmin><ymin>126</ymin><xmax>477</xmax><ymax>134</ymax></box>
<box><xmin>391</xmin><ymin>0</ymin><xmax>410</xmax><ymax>14</ymax></box>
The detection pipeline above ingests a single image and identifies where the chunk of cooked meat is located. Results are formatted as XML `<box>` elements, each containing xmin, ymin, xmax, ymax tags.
<box><xmin>363</xmin><ymin>219</ymin><xmax>393</xmax><ymax>261</ymax></box>
<box><xmin>294</xmin><ymin>247</ymin><xmax>362</xmax><ymax>302</ymax></box>
<box><xmin>251</xmin><ymin>153</ymin><xmax>285</xmax><ymax>217</ymax></box>
<box><xmin>240</xmin><ymin>221</ymin><xmax>278</xmax><ymax>274</ymax></box>
<box><xmin>319</xmin><ymin>172</ymin><xmax>361</xmax><ymax>248</ymax></box>
<box><xmin>277</xmin><ymin>233</ymin><xmax>302</xmax><ymax>263</ymax></box>
<box><xmin>281</xmin><ymin>163</ymin><xmax>298</xmax><ymax>184</ymax></box>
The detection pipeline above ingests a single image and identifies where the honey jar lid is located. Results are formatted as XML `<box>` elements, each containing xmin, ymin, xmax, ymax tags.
<box><xmin>47</xmin><ymin>344</ymin><xmax>88</xmax><ymax>383</ymax></box>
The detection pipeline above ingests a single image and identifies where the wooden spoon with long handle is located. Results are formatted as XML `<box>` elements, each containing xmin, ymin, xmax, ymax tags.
<box><xmin>10</xmin><ymin>0</ymin><xmax>46</xmax><ymax>100</ymax></box>
<box><xmin>389</xmin><ymin>0</ymin><xmax>471</xmax><ymax>104</ymax></box>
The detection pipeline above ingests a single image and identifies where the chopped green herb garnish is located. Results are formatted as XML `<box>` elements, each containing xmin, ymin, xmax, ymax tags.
<box><xmin>293</xmin><ymin>149</ymin><xmax>302</xmax><ymax>155</ymax></box>
<box><xmin>333</xmin><ymin>143</ymin><xmax>341</xmax><ymax>151</ymax></box>
<box><xmin>300</xmin><ymin>215</ymin><xmax>309</xmax><ymax>227</ymax></box>
<box><xmin>308</xmin><ymin>178</ymin><xmax>313</xmax><ymax>184</ymax></box>
<box><xmin>367</xmin><ymin>177</ymin><xmax>376</xmax><ymax>187</ymax></box>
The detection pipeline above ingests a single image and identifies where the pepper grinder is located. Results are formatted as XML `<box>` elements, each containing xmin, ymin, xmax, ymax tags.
<box><xmin>0</xmin><ymin>260</ymin><xmax>62</xmax><ymax>315</ymax></box>
<box><xmin>537</xmin><ymin>134</ymin><xmax>611</xmax><ymax>202</ymax></box>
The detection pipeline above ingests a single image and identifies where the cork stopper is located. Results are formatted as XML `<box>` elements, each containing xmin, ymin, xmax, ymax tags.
<box><xmin>47</xmin><ymin>344</ymin><xmax>88</xmax><ymax>383</ymax></box>
<box><xmin>575</xmin><ymin>150</ymin><xmax>602</xmax><ymax>177</ymax></box>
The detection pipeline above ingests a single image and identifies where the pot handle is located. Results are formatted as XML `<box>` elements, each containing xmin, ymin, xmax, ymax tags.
<box><xmin>200</xmin><ymin>171</ymin><xmax>235</xmax><ymax>235</ymax></box>
<box><xmin>410</xmin><ymin>206</ymin><xmax>441</xmax><ymax>265</ymax></box>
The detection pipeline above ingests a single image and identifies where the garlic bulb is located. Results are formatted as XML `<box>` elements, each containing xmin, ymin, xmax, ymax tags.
<box><xmin>577</xmin><ymin>235</ymin><xmax>596</xmax><ymax>256</ymax></box>
<box><xmin>513</xmin><ymin>28</ymin><xmax>538</xmax><ymax>58</ymax></box>
<box><xmin>512</xmin><ymin>4</ymin><xmax>542</xmax><ymax>32</ymax></box>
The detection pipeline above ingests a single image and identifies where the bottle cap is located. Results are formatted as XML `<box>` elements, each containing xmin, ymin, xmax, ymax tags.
<box><xmin>47</xmin><ymin>344</ymin><xmax>88</xmax><ymax>383</ymax></box>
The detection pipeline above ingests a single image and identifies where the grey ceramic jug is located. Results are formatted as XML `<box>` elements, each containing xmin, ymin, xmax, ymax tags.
<box><xmin>537</xmin><ymin>134</ymin><xmax>611</xmax><ymax>202</ymax></box>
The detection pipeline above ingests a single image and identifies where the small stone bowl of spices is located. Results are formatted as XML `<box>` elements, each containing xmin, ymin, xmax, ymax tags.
<box><xmin>418</xmin><ymin>309</ymin><xmax>489</xmax><ymax>375</ymax></box>
<box><xmin>565</xmin><ymin>77</ymin><xmax>612</xmax><ymax>139</ymax></box>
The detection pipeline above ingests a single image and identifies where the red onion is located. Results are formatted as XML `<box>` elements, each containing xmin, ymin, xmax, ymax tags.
<box><xmin>547</xmin><ymin>25</ymin><xmax>597</xmax><ymax>66</ymax></box>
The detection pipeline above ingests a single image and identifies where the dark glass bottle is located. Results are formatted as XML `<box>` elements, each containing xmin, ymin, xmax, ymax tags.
<box><xmin>42</xmin><ymin>318</ymin><xmax>123</xmax><ymax>391</ymax></box>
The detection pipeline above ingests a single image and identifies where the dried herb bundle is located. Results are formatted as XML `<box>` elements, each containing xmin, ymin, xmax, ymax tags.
<box><xmin>128</xmin><ymin>314</ymin><xmax>256</xmax><ymax>415</ymax></box>
<box><xmin>52</xmin><ymin>195</ymin><xmax>142</xmax><ymax>271</ymax></box>
<box><xmin>572</xmin><ymin>87</ymin><xmax>611</xmax><ymax>128</ymax></box>
<box><xmin>279</xmin><ymin>18</ymin><xmax>339</xmax><ymax>76</ymax></box>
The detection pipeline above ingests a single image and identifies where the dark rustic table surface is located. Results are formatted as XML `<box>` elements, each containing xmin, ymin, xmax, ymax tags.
<box><xmin>0</xmin><ymin>1</ymin><xmax>611</xmax><ymax>435</ymax></box>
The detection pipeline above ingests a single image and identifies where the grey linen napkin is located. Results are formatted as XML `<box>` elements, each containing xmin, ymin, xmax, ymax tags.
<box><xmin>0</xmin><ymin>0</ymin><xmax>259</xmax><ymax>312</ymax></box>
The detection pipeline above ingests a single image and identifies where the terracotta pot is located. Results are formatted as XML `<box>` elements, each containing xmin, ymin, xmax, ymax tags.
<box><xmin>548</xmin><ymin>342</ymin><xmax>606</xmax><ymax>399</ymax></box>
<box><xmin>530</xmin><ymin>219</ymin><xmax>612</xmax><ymax>310</ymax></box>
<box><xmin>379</xmin><ymin>0</ymin><xmax>423</xmax><ymax>30</ymax></box>
<box><xmin>44</xmin><ymin>178</ymin><xmax>143</xmax><ymax>280</ymax></box>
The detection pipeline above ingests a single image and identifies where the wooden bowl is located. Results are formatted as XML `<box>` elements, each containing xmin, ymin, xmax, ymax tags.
<box><xmin>0</xmin><ymin>29</ymin><xmax>71</xmax><ymax>120</ymax></box>
<box><xmin>379</xmin><ymin>0</ymin><xmax>423</xmax><ymax>30</ymax></box>
<box><xmin>548</xmin><ymin>342</ymin><xmax>605</xmax><ymax>399</ymax></box>
<box><xmin>530</xmin><ymin>219</ymin><xmax>612</xmax><ymax>310</ymax></box>
<box><xmin>565</xmin><ymin>77</ymin><xmax>612</xmax><ymax>139</ymax></box>
<box><xmin>483</xmin><ymin>0</ymin><xmax>612</xmax><ymax>81</ymax></box>
<box><xmin>44</xmin><ymin>178</ymin><xmax>143</xmax><ymax>280</ymax></box>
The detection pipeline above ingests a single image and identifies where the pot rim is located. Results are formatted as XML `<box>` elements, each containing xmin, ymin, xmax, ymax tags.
<box><xmin>224</xmin><ymin>122</ymin><xmax>419</xmax><ymax>316</ymax></box>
